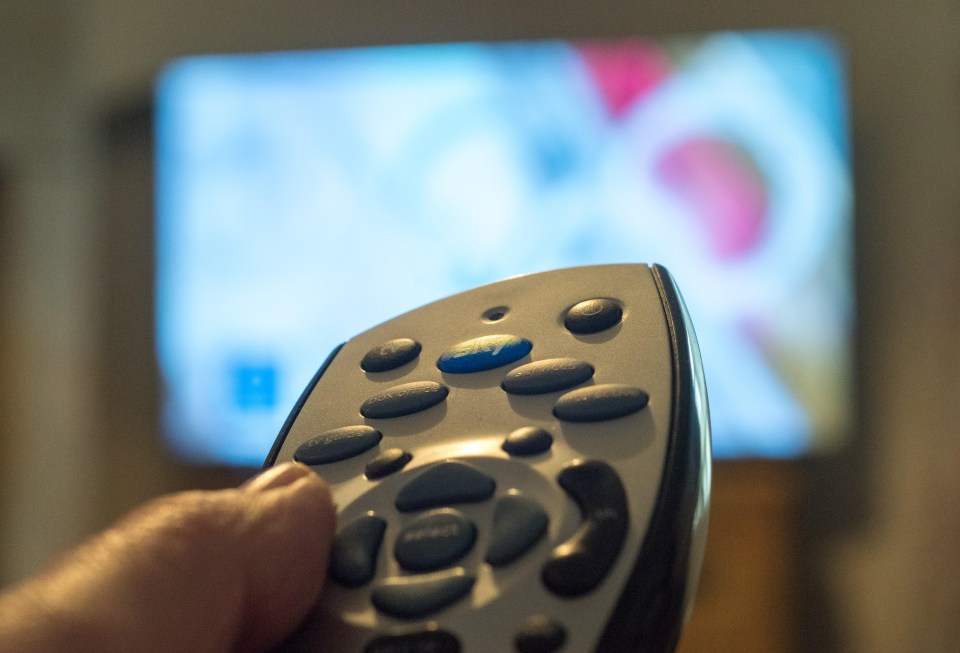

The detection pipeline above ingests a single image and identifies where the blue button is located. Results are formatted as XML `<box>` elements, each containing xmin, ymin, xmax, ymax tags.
<box><xmin>437</xmin><ymin>335</ymin><xmax>532</xmax><ymax>374</ymax></box>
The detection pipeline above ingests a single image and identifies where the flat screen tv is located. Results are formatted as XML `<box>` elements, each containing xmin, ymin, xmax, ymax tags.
<box><xmin>155</xmin><ymin>31</ymin><xmax>853</xmax><ymax>465</ymax></box>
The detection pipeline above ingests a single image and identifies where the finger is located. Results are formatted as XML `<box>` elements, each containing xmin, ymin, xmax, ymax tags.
<box><xmin>236</xmin><ymin>465</ymin><xmax>337</xmax><ymax>651</ymax></box>
<box><xmin>0</xmin><ymin>463</ymin><xmax>335</xmax><ymax>653</ymax></box>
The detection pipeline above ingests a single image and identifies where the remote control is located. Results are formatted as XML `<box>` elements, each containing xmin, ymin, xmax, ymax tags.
<box><xmin>265</xmin><ymin>264</ymin><xmax>711</xmax><ymax>653</ymax></box>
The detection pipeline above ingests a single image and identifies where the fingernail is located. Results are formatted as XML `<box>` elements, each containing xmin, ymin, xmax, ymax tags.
<box><xmin>243</xmin><ymin>462</ymin><xmax>314</xmax><ymax>493</ymax></box>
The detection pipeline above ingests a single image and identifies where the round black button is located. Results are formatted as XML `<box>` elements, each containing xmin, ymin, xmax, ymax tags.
<box><xmin>564</xmin><ymin>298</ymin><xmax>623</xmax><ymax>334</ymax></box>
<box><xmin>365</xmin><ymin>448</ymin><xmax>413</xmax><ymax>479</ymax></box>
<box><xmin>502</xmin><ymin>427</ymin><xmax>553</xmax><ymax>456</ymax></box>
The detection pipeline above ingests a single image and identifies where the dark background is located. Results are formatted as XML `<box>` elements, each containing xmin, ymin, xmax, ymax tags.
<box><xmin>1</xmin><ymin>2</ymin><xmax>959</xmax><ymax>651</ymax></box>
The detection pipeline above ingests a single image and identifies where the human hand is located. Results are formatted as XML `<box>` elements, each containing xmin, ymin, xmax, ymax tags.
<box><xmin>0</xmin><ymin>462</ymin><xmax>335</xmax><ymax>653</ymax></box>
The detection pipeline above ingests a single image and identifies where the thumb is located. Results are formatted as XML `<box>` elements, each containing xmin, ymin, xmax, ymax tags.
<box><xmin>0</xmin><ymin>462</ymin><xmax>336</xmax><ymax>653</ymax></box>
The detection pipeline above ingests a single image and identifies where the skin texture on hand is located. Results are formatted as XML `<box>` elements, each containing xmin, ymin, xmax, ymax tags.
<box><xmin>0</xmin><ymin>463</ymin><xmax>335</xmax><ymax>653</ymax></box>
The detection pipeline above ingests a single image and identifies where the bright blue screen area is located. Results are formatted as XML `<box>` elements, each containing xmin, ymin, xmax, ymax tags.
<box><xmin>156</xmin><ymin>33</ymin><xmax>853</xmax><ymax>464</ymax></box>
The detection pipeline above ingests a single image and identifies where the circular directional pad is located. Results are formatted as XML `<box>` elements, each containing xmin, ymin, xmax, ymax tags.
<box><xmin>326</xmin><ymin>456</ymin><xmax>565</xmax><ymax>620</ymax></box>
<box><xmin>324</xmin><ymin>451</ymin><xmax>633</xmax><ymax>636</ymax></box>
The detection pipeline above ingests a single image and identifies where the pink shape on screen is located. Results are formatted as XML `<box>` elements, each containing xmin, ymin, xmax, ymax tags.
<box><xmin>655</xmin><ymin>138</ymin><xmax>769</xmax><ymax>260</ymax></box>
<box><xmin>575</xmin><ymin>40</ymin><xmax>673</xmax><ymax>119</ymax></box>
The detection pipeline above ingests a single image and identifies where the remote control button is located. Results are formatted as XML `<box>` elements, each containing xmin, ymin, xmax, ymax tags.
<box><xmin>485</xmin><ymin>494</ymin><xmax>549</xmax><ymax>567</ymax></box>
<box><xmin>365</xmin><ymin>630</ymin><xmax>461</xmax><ymax>653</ymax></box>
<box><xmin>395</xmin><ymin>461</ymin><xmax>496</xmax><ymax>512</ymax></box>
<box><xmin>360</xmin><ymin>381</ymin><xmax>449</xmax><ymax>419</ymax></box>
<box><xmin>502</xmin><ymin>426</ymin><xmax>553</xmax><ymax>456</ymax></box>
<box><xmin>371</xmin><ymin>568</ymin><xmax>475</xmax><ymax>619</ymax></box>
<box><xmin>552</xmin><ymin>384</ymin><xmax>649</xmax><ymax>422</ymax></box>
<box><xmin>329</xmin><ymin>513</ymin><xmax>387</xmax><ymax>588</ymax></box>
<box><xmin>543</xmin><ymin>460</ymin><xmax>628</xmax><ymax>596</ymax></box>
<box><xmin>365</xmin><ymin>448</ymin><xmax>413</xmax><ymax>479</ymax></box>
<box><xmin>564</xmin><ymin>298</ymin><xmax>623</xmax><ymax>334</ymax></box>
<box><xmin>514</xmin><ymin>615</ymin><xmax>567</xmax><ymax>653</ymax></box>
<box><xmin>501</xmin><ymin>358</ymin><xmax>594</xmax><ymax>395</ymax></box>
<box><xmin>294</xmin><ymin>425</ymin><xmax>383</xmax><ymax>465</ymax></box>
<box><xmin>437</xmin><ymin>335</ymin><xmax>532</xmax><ymax>374</ymax></box>
<box><xmin>542</xmin><ymin>460</ymin><xmax>628</xmax><ymax>597</ymax></box>
<box><xmin>361</xmin><ymin>338</ymin><xmax>422</xmax><ymax>373</ymax></box>
<box><xmin>395</xmin><ymin>509</ymin><xmax>477</xmax><ymax>572</ymax></box>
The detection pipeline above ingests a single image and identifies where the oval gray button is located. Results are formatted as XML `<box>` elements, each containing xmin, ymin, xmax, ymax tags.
<box><xmin>395</xmin><ymin>461</ymin><xmax>496</xmax><ymax>512</ymax></box>
<box><xmin>361</xmin><ymin>338</ymin><xmax>422</xmax><ymax>373</ymax></box>
<box><xmin>486</xmin><ymin>494</ymin><xmax>549</xmax><ymax>567</ymax></box>
<box><xmin>395</xmin><ymin>509</ymin><xmax>477</xmax><ymax>572</ymax></box>
<box><xmin>564</xmin><ymin>298</ymin><xmax>623</xmax><ymax>334</ymax></box>
<box><xmin>501</xmin><ymin>358</ymin><xmax>594</xmax><ymax>395</ymax></box>
<box><xmin>294</xmin><ymin>425</ymin><xmax>382</xmax><ymax>464</ymax></box>
<box><xmin>371</xmin><ymin>568</ymin><xmax>475</xmax><ymax>619</ymax></box>
<box><xmin>360</xmin><ymin>381</ymin><xmax>449</xmax><ymax>419</ymax></box>
<box><xmin>552</xmin><ymin>384</ymin><xmax>649</xmax><ymax>422</ymax></box>
<box><xmin>329</xmin><ymin>513</ymin><xmax>387</xmax><ymax>587</ymax></box>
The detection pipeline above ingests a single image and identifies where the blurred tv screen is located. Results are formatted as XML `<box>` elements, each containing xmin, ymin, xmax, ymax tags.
<box><xmin>155</xmin><ymin>32</ymin><xmax>853</xmax><ymax>465</ymax></box>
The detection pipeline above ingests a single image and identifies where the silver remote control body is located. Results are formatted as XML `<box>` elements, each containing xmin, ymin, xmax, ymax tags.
<box><xmin>265</xmin><ymin>263</ymin><xmax>711</xmax><ymax>653</ymax></box>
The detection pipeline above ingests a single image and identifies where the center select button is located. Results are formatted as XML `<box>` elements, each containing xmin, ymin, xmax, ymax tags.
<box><xmin>395</xmin><ymin>509</ymin><xmax>477</xmax><ymax>572</ymax></box>
<box><xmin>437</xmin><ymin>335</ymin><xmax>532</xmax><ymax>374</ymax></box>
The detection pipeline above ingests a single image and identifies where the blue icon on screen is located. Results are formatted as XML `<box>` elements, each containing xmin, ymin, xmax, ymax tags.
<box><xmin>231</xmin><ymin>362</ymin><xmax>278</xmax><ymax>410</ymax></box>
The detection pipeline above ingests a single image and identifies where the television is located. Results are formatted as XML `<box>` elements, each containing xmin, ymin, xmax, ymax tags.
<box><xmin>154</xmin><ymin>31</ymin><xmax>853</xmax><ymax>466</ymax></box>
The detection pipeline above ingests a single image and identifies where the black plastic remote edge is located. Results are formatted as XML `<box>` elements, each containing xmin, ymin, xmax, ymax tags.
<box><xmin>594</xmin><ymin>264</ymin><xmax>711</xmax><ymax>652</ymax></box>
